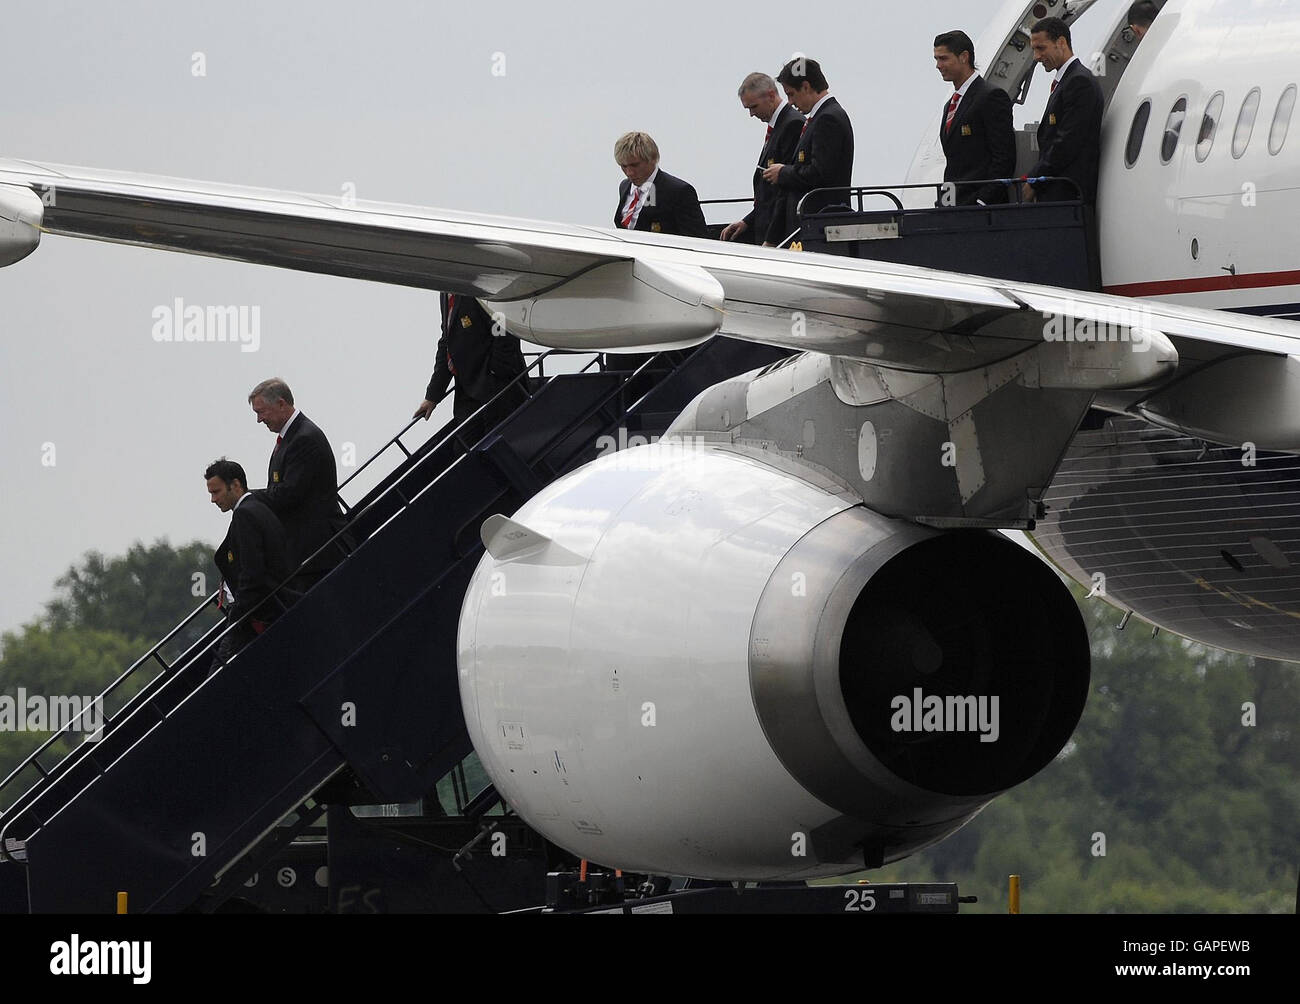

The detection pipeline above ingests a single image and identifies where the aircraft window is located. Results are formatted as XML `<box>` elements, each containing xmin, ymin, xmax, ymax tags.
<box><xmin>1161</xmin><ymin>97</ymin><xmax>1188</xmax><ymax>163</ymax></box>
<box><xmin>1195</xmin><ymin>92</ymin><xmax>1224</xmax><ymax>162</ymax></box>
<box><xmin>1269</xmin><ymin>84</ymin><xmax>1297</xmax><ymax>155</ymax></box>
<box><xmin>1125</xmin><ymin>100</ymin><xmax>1152</xmax><ymax>167</ymax></box>
<box><xmin>1232</xmin><ymin>87</ymin><xmax>1262</xmax><ymax>158</ymax></box>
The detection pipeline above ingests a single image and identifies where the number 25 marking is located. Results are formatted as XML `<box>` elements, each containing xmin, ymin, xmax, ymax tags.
<box><xmin>843</xmin><ymin>888</ymin><xmax>876</xmax><ymax>912</ymax></box>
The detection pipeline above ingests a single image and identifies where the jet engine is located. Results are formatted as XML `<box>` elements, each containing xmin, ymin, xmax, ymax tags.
<box><xmin>458</xmin><ymin>441</ymin><xmax>1089</xmax><ymax>880</ymax></box>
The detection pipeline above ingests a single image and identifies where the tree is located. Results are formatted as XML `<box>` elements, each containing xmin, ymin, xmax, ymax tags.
<box><xmin>42</xmin><ymin>539</ymin><xmax>218</xmax><ymax>643</ymax></box>
<box><xmin>847</xmin><ymin>586</ymin><xmax>1300</xmax><ymax>913</ymax></box>
<box><xmin>0</xmin><ymin>540</ymin><xmax>222</xmax><ymax>788</ymax></box>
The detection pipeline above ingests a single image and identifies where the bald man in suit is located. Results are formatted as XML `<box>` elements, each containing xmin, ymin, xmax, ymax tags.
<box><xmin>720</xmin><ymin>72</ymin><xmax>806</xmax><ymax>246</ymax></box>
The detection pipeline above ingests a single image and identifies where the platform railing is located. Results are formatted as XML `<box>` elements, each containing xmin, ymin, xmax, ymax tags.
<box><xmin>0</xmin><ymin>344</ymin><xmax>672</xmax><ymax>850</ymax></box>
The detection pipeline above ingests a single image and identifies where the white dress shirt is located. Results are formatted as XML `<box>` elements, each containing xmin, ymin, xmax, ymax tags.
<box><xmin>621</xmin><ymin>166</ymin><xmax>659</xmax><ymax>229</ymax></box>
<box><xmin>806</xmin><ymin>93</ymin><xmax>834</xmax><ymax>122</ymax></box>
<box><xmin>1053</xmin><ymin>56</ymin><xmax>1079</xmax><ymax>92</ymax></box>
<box><xmin>948</xmin><ymin>72</ymin><xmax>979</xmax><ymax>118</ymax></box>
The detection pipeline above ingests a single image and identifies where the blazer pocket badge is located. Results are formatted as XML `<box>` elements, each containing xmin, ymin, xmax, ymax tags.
<box><xmin>460</xmin><ymin>315</ymin><xmax>473</xmax><ymax>328</ymax></box>
<box><xmin>797</xmin><ymin>150</ymin><xmax>806</xmax><ymax>163</ymax></box>
<box><xmin>273</xmin><ymin>471</ymin><xmax>280</xmax><ymax>482</ymax></box>
<box><xmin>1049</xmin><ymin>113</ymin><xmax>1057</xmax><ymax>126</ymax></box>
<box><xmin>766</xmin><ymin>158</ymin><xmax>774</xmax><ymax>166</ymax></box>
<box><xmin>650</xmin><ymin>222</ymin><xmax>662</xmax><ymax>232</ymax></box>
<box><xmin>227</xmin><ymin>550</ymin><xmax>234</xmax><ymax>563</ymax></box>
<box><xmin>961</xmin><ymin>124</ymin><xmax>972</xmax><ymax>136</ymax></box>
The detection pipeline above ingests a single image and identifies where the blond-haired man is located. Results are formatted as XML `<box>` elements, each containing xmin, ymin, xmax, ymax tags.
<box><xmin>613</xmin><ymin>131</ymin><xmax>708</xmax><ymax>239</ymax></box>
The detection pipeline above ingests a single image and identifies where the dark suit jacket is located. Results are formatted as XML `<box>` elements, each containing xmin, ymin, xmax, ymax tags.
<box><xmin>214</xmin><ymin>494</ymin><xmax>291</xmax><ymax>627</ymax></box>
<box><xmin>775</xmin><ymin>96</ymin><xmax>854</xmax><ymax>226</ymax></box>
<box><xmin>745</xmin><ymin>102</ymin><xmax>805</xmax><ymax>244</ymax></box>
<box><xmin>425</xmin><ymin>294</ymin><xmax>527</xmax><ymax>407</ymax></box>
<box><xmin>1031</xmin><ymin>60</ymin><xmax>1104</xmax><ymax>204</ymax></box>
<box><xmin>258</xmin><ymin>411</ymin><xmax>342</xmax><ymax>576</ymax></box>
<box><xmin>940</xmin><ymin>75</ymin><xmax>1016</xmax><ymax>205</ymax></box>
<box><xmin>614</xmin><ymin>169</ymin><xmax>708</xmax><ymax>238</ymax></box>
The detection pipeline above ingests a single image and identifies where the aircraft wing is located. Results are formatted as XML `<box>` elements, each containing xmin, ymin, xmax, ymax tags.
<box><xmin>5</xmin><ymin>158</ymin><xmax>1300</xmax><ymax>372</ymax></box>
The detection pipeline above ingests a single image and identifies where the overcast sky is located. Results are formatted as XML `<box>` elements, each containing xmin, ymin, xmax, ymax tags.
<box><xmin>0</xmin><ymin>0</ymin><xmax>1131</xmax><ymax>633</ymax></box>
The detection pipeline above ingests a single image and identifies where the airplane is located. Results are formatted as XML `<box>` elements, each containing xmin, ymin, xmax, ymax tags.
<box><xmin>1</xmin><ymin>0</ymin><xmax>1297</xmax><ymax>885</ymax></box>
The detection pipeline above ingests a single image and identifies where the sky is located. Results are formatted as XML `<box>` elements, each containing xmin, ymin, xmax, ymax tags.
<box><xmin>0</xmin><ymin>0</ymin><xmax>1133</xmax><ymax>632</ymax></box>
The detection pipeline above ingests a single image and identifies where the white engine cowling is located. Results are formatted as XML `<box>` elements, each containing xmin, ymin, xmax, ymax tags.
<box><xmin>458</xmin><ymin>441</ymin><xmax>1088</xmax><ymax>880</ymax></box>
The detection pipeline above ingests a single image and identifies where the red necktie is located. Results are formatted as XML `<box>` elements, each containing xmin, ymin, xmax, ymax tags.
<box><xmin>620</xmin><ymin>187</ymin><xmax>642</xmax><ymax>228</ymax></box>
<box><xmin>444</xmin><ymin>293</ymin><xmax>458</xmax><ymax>374</ymax></box>
<box><xmin>275</xmin><ymin>435</ymin><xmax>282</xmax><ymax>449</ymax></box>
<box><xmin>1051</xmin><ymin>78</ymin><xmax>1058</xmax><ymax>94</ymax></box>
<box><xmin>945</xmin><ymin>92</ymin><xmax>960</xmax><ymax>133</ymax></box>
<box><xmin>444</xmin><ymin>293</ymin><xmax>458</xmax><ymax>336</ymax></box>
<box><xmin>765</xmin><ymin>125</ymin><xmax>773</xmax><ymax>141</ymax></box>
<box><xmin>800</xmin><ymin>118</ymin><xmax>809</xmax><ymax>136</ymax></box>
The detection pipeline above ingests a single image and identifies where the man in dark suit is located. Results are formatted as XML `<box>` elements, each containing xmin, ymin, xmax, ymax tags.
<box><xmin>1128</xmin><ymin>1</ymin><xmax>1162</xmax><ymax>40</ymax></box>
<box><xmin>720</xmin><ymin>72</ymin><xmax>805</xmax><ymax>246</ymax></box>
<box><xmin>206</xmin><ymin>457</ymin><xmax>292</xmax><ymax>667</ymax></box>
<box><xmin>1023</xmin><ymin>17</ymin><xmax>1104</xmax><ymax>206</ymax></box>
<box><xmin>613</xmin><ymin>131</ymin><xmax>708</xmax><ymax>239</ymax></box>
<box><xmin>610</xmin><ymin>131</ymin><xmax>707</xmax><ymax>389</ymax></box>
<box><xmin>934</xmin><ymin>30</ymin><xmax>1016</xmax><ymax>206</ymax></box>
<box><xmin>248</xmin><ymin>378</ymin><xmax>343</xmax><ymax>587</ymax></box>
<box><xmin>413</xmin><ymin>293</ymin><xmax>527</xmax><ymax>448</ymax></box>
<box><xmin>762</xmin><ymin>57</ymin><xmax>854</xmax><ymax>238</ymax></box>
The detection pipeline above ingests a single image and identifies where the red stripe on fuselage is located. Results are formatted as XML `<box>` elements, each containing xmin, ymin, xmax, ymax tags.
<box><xmin>1103</xmin><ymin>269</ymin><xmax>1300</xmax><ymax>298</ymax></box>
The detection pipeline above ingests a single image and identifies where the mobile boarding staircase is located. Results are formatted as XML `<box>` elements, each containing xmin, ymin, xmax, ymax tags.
<box><xmin>0</xmin><ymin>338</ymin><xmax>785</xmax><ymax>912</ymax></box>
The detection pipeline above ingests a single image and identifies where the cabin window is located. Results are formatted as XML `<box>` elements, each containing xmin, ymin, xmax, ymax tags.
<box><xmin>1232</xmin><ymin>88</ymin><xmax>1261</xmax><ymax>158</ymax></box>
<box><xmin>1161</xmin><ymin>97</ymin><xmax>1188</xmax><ymax>163</ymax></box>
<box><xmin>1195</xmin><ymin>92</ymin><xmax>1224</xmax><ymax>162</ymax></box>
<box><xmin>1269</xmin><ymin>84</ymin><xmax>1297</xmax><ymax>155</ymax></box>
<box><xmin>1125</xmin><ymin>100</ymin><xmax>1152</xmax><ymax>167</ymax></box>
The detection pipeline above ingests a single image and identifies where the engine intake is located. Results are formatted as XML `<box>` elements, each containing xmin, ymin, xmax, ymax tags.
<box><xmin>751</xmin><ymin>508</ymin><xmax>1089</xmax><ymax>869</ymax></box>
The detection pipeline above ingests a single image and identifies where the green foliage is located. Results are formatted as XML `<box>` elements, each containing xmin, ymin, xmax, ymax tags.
<box><xmin>0</xmin><ymin>540</ymin><xmax>222</xmax><ymax>787</ymax></box>
<box><xmin>861</xmin><ymin>588</ymin><xmax>1300</xmax><ymax>913</ymax></box>
<box><xmin>0</xmin><ymin>625</ymin><xmax>146</xmax><ymax>792</ymax></box>
<box><xmin>41</xmin><ymin>539</ymin><xmax>218</xmax><ymax>643</ymax></box>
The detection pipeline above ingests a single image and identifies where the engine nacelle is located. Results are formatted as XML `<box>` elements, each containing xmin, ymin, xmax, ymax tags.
<box><xmin>458</xmin><ymin>441</ymin><xmax>1089</xmax><ymax>880</ymax></box>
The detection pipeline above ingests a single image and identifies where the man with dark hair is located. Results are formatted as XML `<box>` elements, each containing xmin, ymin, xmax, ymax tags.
<box><xmin>762</xmin><ymin>57</ymin><xmax>854</xmax><ymax>237</ymax></box>
<box><xmin>1128</xmin><ymin>1</ymin><xmax>1161</xmax><ymax>39</ymax></box>
<box><xmin>205</xmin><ymin>458</ymin><xmax>291</xmax><ymax>668</ymax></box>
<box><xmin>1022</xmin><ymin>17</ymin><xmax>1104</xmax><ymax>206</ymax></box>
<box><xmin>413</xmin><ymin>294</ymin><xmax>527</xmax><ymax>449</ymax></box>
<box><xmin>933</xmin><ymin>30</ymin><xmax>1016</xmax><ymax>206</ymax></box>
<box><xmin>248</xmin><ymin>378</ymin><xmax>343</xmax><ymax>587</ymax></box>
<box><xmin>720</xmin><ymin>72</ymin><xmax>805</xmax><ymax>246</ymax></box>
